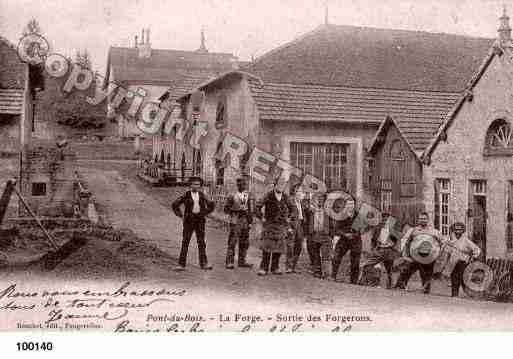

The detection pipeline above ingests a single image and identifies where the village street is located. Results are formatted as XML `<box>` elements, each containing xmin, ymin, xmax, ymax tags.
<box><xmin>40</xmin><ymin>160</ymin><xmax>512</xmax><ymax>331</ymax></box>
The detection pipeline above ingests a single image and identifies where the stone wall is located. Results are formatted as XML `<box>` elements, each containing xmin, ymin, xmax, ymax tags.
<box><xmin>20</xmin><ymin>144</ymin><xmax>77</xmax><ymax>217</ymax></box>
<box><xmin>425</xmin><ymin>52</ymin><xmax>513</xmax><ymax>259</ymax></box>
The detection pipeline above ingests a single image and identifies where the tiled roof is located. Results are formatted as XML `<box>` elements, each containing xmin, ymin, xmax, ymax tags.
<box><xmin>247</xmin><ymin>79</ymin><xmax>460</xmax><ymax>151</ymax></box>
<box><xmin>162</xmin><ymin>72</ymin><xmax>217</xmax><ymax>102</ymax></box>
<box><xmin>105</xmin><ymin>46</ymin><xmax>238</xmax><ymax>85</ymax></box>
<box><xmin>244</xmin><ymin>24</ymin><xmax>494</xmax><ymax>92</ymax></box>
<box><xmin>0</xmin><ymin>89</ymin><xmax>23</xmax><ymax>115</ymax></box>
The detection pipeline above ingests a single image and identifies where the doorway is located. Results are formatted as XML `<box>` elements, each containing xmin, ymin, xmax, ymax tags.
<box><xmin>470</xmin><ymin>180</ymin><xmax>487</xmax><ymax>259</ymax></box>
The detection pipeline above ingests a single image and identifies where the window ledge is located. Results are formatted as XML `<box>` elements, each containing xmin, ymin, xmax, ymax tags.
<box><xmin>483</xmin><ymin>147</ymin><xmax>513</xmax><ymax>157</ymax></box>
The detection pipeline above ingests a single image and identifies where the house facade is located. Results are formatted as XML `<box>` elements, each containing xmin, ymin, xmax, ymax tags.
<box><xmin>104</xmin><ymin>29</ymin><xmax>239</xmax><ymax>139</ymax></box>
<box><xmin>369</xmin><ymin>10</ymin><xmax>513</xmax><ymax>259</ymax></box>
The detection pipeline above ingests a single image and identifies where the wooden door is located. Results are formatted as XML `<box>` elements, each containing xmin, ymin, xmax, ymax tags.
<box><xmin>390</xmin><ymin>140</ymin><xmax>406</xmax><ymax>224</ymax></box>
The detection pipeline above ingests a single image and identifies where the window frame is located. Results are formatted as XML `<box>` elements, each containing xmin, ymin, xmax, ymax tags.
<box><xmin>434</xmin><ymin>178</ymin><xmax>451</xmax><ymax>236</ymax></box>
<box><xmin>31</xmin><ymin>182</ymin><xmax>47</xmax><ymax>197</ymax></box>
<box><xmin>484</xmin><ymin>118</ymin><xmax>513</xmax><ymax>156</ymax></box>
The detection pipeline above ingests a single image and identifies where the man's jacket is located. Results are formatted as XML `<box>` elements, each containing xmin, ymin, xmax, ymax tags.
<box><xmin>172</xmin><ymin>191</ymin><xmax>215</xmax><ymax>220</ymax></box>
<box><xmin>224</xmin><ymin>191</ymin><xmax>253</xmax><ymax>225</ymax></box>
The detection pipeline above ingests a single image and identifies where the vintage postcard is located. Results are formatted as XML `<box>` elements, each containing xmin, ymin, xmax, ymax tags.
<box><xmin>1</xmin><ymin>0</ymin><xmax>513</xmax><ymax>343</ymax></box>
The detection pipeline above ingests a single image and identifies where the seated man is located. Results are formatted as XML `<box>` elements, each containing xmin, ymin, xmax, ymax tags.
<box><xmin>358</xmin><ymin>213</ymin><xmax>399</xmax><ymax>288</ymax></box>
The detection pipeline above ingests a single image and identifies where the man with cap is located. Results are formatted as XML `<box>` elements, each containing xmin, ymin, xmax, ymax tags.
<box><xmin>255</xmin><ymin>178</ymin><xmax>294</xmax><ymax>275</ymax></box>
<box><xmin>394</xmin><ymin>211</ymin><xmax>445</xmax><ymax>294</ymax></box>
<box><xmin>445</xmin><ymin>222</ymin><xmax>481</xmax><ymax>297</ymax></box>
<box><xmin>331</xmin><ymin>195</ymin><xmax>361</xmax><ymax>284</ymax></box>
<box><xmin>285</xmin><ymin>184</ymin><xmax>308</xmax><ymax>274</ymax></box>
<box><xmin>171</xmin><ymin>177</ymin><xmax>215</xmax><ymax>271</ymax></box>
<box><xmin>304</xmin><ymin>192</ymin><xmax>337</xmax><ymax>279</ymax></box>
<box><xmin>224</xmin><ymin>177</ymin><xmax>253</xmax><ymax>269</ymax></box>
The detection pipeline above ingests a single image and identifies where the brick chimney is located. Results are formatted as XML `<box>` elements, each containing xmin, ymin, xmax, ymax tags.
<box><xmin>499</xmin><ymin>5</ymin><xmax>512</xmax><ymax>45</ymax></box>
<box><xmin>138</xmin><ymin>28</ymin><xmax>151</xmax><ymax>58</ymax></box>
<box><xmin>197</xmin><ymin>28</ymin><xmax>208</xmax><ymax>53</ymax></box>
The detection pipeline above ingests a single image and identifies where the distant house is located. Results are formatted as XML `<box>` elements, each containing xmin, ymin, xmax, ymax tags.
<box><xmin>103</xmin><ymin>28</ymin><xmax>239</xmax><ymax>138</ymax></box>
<box><xmin>368</xmin><ymin>10</ymin><xmax>513</xmax><ymax>259</ymax></box>
<box><xmin>0</xmin><ymin>35</ymin><xmax>36</xmax><ymax>216</ymax></box>
<box><xmin>164</xmin><ymin>21</ymin><xmax>493</xmax><ymax>201</ymax></box>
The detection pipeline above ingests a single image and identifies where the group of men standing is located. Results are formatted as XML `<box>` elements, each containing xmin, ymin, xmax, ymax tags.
<box><xmin>171</xmin><ymin>177</ymin><xmax>482</xmax><ymax>297</ymax></box>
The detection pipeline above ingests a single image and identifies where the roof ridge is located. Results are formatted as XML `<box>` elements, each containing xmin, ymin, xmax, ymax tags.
<box><xmin>262</xmin><ymin>81</ymin><xmax>463</xmax><ymax>95</ymax></box>
<box><xmin>325</xmin><ymin>23</ymin><xmax>494</xmax><ymax>41</ymax></box>
<box><xmin>109</xmin><ymin>46</ymin><xmax>237</xmax><ymax>57</ymax></box>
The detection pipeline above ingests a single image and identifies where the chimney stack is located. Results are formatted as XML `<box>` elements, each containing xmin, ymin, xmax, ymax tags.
<box><xmin>138</xmin><ymin>27</ymin><xmax>151</xmax><ymax>58</ymax></box>
<box><xmin>499</xmin><ymin>5</ymin><xmax>512</xmax><ymax>44</ymax></box>
<box><xmin>197</xmin><ymin>28</ymin><xmax>208</xmax><ymax>53</ymax></box>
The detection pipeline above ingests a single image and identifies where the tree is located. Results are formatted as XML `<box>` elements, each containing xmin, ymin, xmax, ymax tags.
<box><xmin>22</xmin><ymin>19</ymin><xmax>42</xmax><ymax>36</ymax></box>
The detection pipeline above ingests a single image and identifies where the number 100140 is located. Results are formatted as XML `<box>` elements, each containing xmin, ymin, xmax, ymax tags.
<box><xmin>16</xmin><ymin>342</ymin><xmax>53</xmax><ymax>351</ymax></box>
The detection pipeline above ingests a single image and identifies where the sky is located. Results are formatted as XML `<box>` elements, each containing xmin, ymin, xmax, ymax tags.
<box><xmin>0</xmin><ymin>0</ymin><xmax>508</xmax><ymax>74</ymax></box>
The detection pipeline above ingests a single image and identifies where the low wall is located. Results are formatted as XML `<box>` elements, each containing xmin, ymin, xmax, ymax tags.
<box><xmin>70</xmin><ymin>139</ymin><xmax>152</xmax><ymax>160</ymax></box>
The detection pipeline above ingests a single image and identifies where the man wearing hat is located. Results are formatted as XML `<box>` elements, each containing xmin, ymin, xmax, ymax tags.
<box><xmin>331</xmin><ymin>196</ymin><xmax>361</xmax><ymax>284</ymax></box>
<box><xmin>171</xmin><ymin>177</ymin><xmax>215</xmax><ymax>271</ymax></box>
<box><xmin>224</xmin><ymin>177</ymin><xmax>253</xmax><ymax>269</ymax></box>
<box><xmin>285</xmin><ymin>184</ymin><xmax>308</xmax><ymax>274</ymax></box>
<box><xmin>394</xmin><ymin>212</ymin><xmax>445</xmax><ymax>294</ymax></box>
<box><xmin>304</xmin><ymin>192</ymin><xmax>337</xmax><ymax>279</ymax></box>
<box><xmin>445</xmin><ymin>222</ymin><xmax>481</xmax><ymax>297</ymax></box>
<box><xmin>255</xmin><ymin>178</ymin><xmax>294</xmax><ymax>275</ymax></box>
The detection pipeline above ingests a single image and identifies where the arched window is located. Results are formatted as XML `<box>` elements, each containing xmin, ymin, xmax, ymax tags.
<box><xmin>389</xmin><ymin>139</ymin><xmax>405</xmax><ymax>160</ymax></box>
<box><xmin>484</xmin><ymin>119</ymin><xmax>513</xmax><ymax>156</ymax></box>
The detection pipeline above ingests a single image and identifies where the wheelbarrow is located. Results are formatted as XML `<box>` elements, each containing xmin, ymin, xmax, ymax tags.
<box><xmin>0</xmin><ymin>179</ymin><xmax>87</xmax><ymax>270</ymax></box>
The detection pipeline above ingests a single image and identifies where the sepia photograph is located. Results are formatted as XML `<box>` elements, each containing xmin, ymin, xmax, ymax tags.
<box><xmin>1</xmin><ymin>0</ymin><xmax>513</xmax><ymax>342</ymax></box>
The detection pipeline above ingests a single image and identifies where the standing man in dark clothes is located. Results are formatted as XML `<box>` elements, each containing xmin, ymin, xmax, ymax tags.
<box><xmin>331</xmin><ymin>198</ymin><xmax>361</xmax><ymax>284</ymax></box>
<box><xmin>285</xmin><ymin>184</ymin><xmax>308</xmax><ymax>274</ymax></box>
<box><xmin>224</xmin><ymin>177</ymin><xmax>253</xmax><ymax>269</ymax></box>
<box><xmin>255</xmin><ymin>179</ymin><xmax>294</xmax><ymax>276</ymax></box>
<box><xmin>171</xmin><ymin>177</ymin><xmax>215</xmax><ymax>271</ymax></box>
<box><xmin>358</xmin><ymin>213</ymin><xmax>399</xmax><ymax>288</ymax></box>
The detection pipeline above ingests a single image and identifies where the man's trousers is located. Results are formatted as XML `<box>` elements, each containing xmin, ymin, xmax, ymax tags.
<box><xmin>226</xmin><ymin>218</ymin><xmax>250</xmax><ymax>266</ymax></box>
<box><xmin>359</xmin><ymin>247</ymin><xmax>397</xmax><ymax>287</ymax></box>
<box><xmin>307</xmin><ymin>233</ymin><xmax>332</xmax><ymax>278</ymax></box>
<box><xmin>179</xmin><ymin>215</ymin><xmax>208</xmax><ymax>267</ymax></box>
<box><xmin>450</xmin><ymin>260</ymin><xmax>467</xmax><ymax>297</ymax></box>
<box><xmin>395</xmin><ymin>261</ymin><xmax>435</xmax><ymax>293</ymax></box>
<box><xmin>332</xmin><ymin>234</ymin><xmax>362</xmax><ymax>284</ymax></box>
<box><xmin>286</xmin><ymin>221</ymin><xmax>304</xmax><ymax>271</ymax></box>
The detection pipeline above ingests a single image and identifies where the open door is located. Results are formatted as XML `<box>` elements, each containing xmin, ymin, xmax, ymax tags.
<box><xmin>470</xmin><ymin>180</ymin><xmax>487</xmax><ymax>260</ymax></box>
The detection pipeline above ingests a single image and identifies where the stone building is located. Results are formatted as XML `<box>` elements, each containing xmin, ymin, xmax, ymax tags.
<box><xmin>104</xmin><ymin>28</ymin><xmax>239</xmax><ymax>138</ymax></box>
<box><xmin>369</xmin><ymin>10</ymin><xmax>513</xmax><ymax>259</ymax></box>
